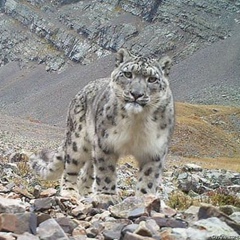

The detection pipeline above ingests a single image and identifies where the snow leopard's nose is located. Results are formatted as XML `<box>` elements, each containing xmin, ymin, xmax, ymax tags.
<box><xmin>130</xmin><ymin>90</ymin><xmax>144</xmax><ymax>100</ymax></box>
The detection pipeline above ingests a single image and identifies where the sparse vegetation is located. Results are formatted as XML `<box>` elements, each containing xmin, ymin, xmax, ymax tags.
<box><xmin>167</xmin><ymin>188</ymin><xmax>240</xmax><ymax>211</ymax></box>
<box><xmin>114</xmin><ymin>5</ymin><xmax>123</xmax><ymax>12</ymax></box>
<box><xmin>172</xmin><ymin>103</ymin><xmax>240</xmax><ymax>159</ymax></box>
<box><xmin>206</xmin><ymin>188</ymin><xmax>240</xmax><ymax>208</ymax></box>
<box><xmin>167</xmin><ymin>190</ymin><xmax>195</xmax><ymax>210</ymax></box>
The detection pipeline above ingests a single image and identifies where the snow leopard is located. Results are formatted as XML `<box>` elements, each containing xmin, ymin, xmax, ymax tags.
<box><xmin>30</xmin><ymin>48</ymin><xmax>175</xmax><ymax>198</ymax></box>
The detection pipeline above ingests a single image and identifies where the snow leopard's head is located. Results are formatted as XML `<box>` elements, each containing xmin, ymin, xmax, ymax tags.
<box><xmin>111</xmin><ymin>48</ymin><xmax>172</xmax><ymax>114</ymax></box>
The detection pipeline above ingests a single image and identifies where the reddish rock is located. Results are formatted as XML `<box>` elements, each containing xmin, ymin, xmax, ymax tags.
<box><xmin>160</xmin><ymin>229</ymin><xmax>176</xmax><ymax>240</ymax></box>
<box><xmin>40</xmin><ymin>188</ymin><xmax>57</xmax><ymax>197</ymax></box>
<box><xmin>0</xmin><ymin>213</ymin><xmax>17</xmax><ymax>232</ymax></box>
<box><xmin>0</xmin><ymin>212</ymin><xmax>36</xmax><ymax>234</ymax></box>
<box><xmin>144</xmin><ymin>195</ymin><xmax>161</xmax><ymax>214</ymax></box>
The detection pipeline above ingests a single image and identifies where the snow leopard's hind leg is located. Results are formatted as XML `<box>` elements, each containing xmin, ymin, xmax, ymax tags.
<box><xmin>60</xmin><ymin>131</ymin><xmax>95</xmax><ymax>198</ymax></box>
<box><xmin>77</xmin><ymin>159</ymin><xmax>95</xmax><ymax>196</ymax></box>
<box><xmin>59</xmin><ymin>93</ymin><xmax>95</xmax><ymax>198</ymax></box>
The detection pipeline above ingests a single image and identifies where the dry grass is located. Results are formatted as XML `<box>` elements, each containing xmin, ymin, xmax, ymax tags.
<box><xmin>168</xmin><ymin>156</ymin><xmax>240</xmax><ymax>172</ymax></box>
<box><xmin>167</xmin><ymin>188</ymin><xmax>240</xmax><ymax>210</ymax></box>
<box><xmin>171</xmin><ymin>102</ymin><xmax>240</xmax><ymax>158</ymax></box>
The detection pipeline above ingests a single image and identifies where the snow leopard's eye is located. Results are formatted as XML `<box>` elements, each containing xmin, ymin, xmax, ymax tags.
<box><xmin>123</xmin><ymin>71</ymin><xmax>133</xmax><ymax>79</ymax></box>
<box><xmin>147</xmin><ymin>76</ymin><xmax>159</xmax><ymax>83</ymax></box>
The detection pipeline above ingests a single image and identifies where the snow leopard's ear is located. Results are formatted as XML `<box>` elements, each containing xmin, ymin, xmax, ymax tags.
<box><xmin>159</xmin><ymin>56</ymin><xmax>172</xmax><ymax>76</ymax></box>
<box><xmin>115</xmin><ymin>48</ymin><xmax>132</xmax><ymax>67</ymax></box>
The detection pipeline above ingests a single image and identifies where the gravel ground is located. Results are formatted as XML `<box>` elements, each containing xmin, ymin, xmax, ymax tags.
<box><xmin>0</xmin><ymin>113</ymin><xmax>63</xmax><ymax>158</ymax></box>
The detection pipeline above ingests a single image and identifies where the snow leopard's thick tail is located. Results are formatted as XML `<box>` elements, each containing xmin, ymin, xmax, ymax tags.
<box><xmin>30</xmin><ymin>147</ymin><xmax>65</xmax><ymax>180</ymax></box>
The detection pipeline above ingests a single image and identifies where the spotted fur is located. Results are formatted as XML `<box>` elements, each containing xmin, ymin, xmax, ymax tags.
<box><xmin>30</xmin><ymin>48</ymin><xmax>175</xmax><ymax>198</ymax></box>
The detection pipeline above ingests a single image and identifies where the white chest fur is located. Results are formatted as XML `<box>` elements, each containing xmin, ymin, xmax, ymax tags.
<box><xmin>106</xmin><ymin>111</ymin><xmax>169</xmax><ymax>159</ymax></box>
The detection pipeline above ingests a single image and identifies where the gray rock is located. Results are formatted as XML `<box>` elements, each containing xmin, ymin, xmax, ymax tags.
<box><xmin>0</xmin><ymin>232</ymin><xmax>16</xmax><ymax>240</ymax></box>
<box><xmin>177</xmin><ymin>172</ymin><xmax>188</xmax><ymax>180</ymax></box>
<box><xmin>71</xmin><ymin>202</ymin><xmax>93</xmax><ymax>217</ymax></box>
<box><xmin>193</xmin><ymin>217</ymin><xmax>239</xmax><ymax>238</ymax></box>
<box><xmin>103</xmin><ymin>229</ymin><xmax>121</xmax><ymax>240</ymax></box>
<box><xmin>230</xmin><ymin>173</ymin><xmax>240</xmax><ymax>185</ymax></box>
<box><xmin>184</xmin><ymin>206</ymin><xmax>200</xmax><ymax>215</ymax></box>
<box><xmin>2</xmin><ymin>163</ymin><xmax>18</xmax><ymax>176</ymax></box>
<box><xmin>0</xmin><ymin>196</ymin><xmax>26</xmax><ymax>213</ymax></box>
<box><xmin>45</xmin><ymin>57</ymin><xmax>65</xmax><ymax>72</ymax></box>
<box><xmin>101</xmin><ymin>219</ymin><xmax>132</xmax><ymax>240</ymax></box>
<box><xmin>182</xmin><ymin>206</ymin><xmax>200</xmax><ymax>226</ymax></box>
<box><xmin>134</xmin><ymin>221</ymin><xmax>154</xmax><ymax>237</ymax></box>
<box><xmin>153</xmin><ymin>216</ymin><xmax>188</xmax><ymax>228</ymax></box>
<box><xmin>17</xmin><ymin>232</ymin><xmax>40</xmax><ymax>240</ymax></box>
<box><xmin>160</xmin><ymin>200</ymin><xmax>177</xmax><ymax>217</ymax></box>
<box><xmin>174</xmin><ymin>166</ymin><xmax>240</xmax><ymax>197</ymax></box>
<box><xmin>37</xmin><ymin>218</ymin><xmax>70</xmax><ymax>240</ymax></box>
<box><xmin>86</xmin><ymin>221</ymin><xmax>104</xmax><ymax>238</ymax></box>
<box><xmin>198</xmin><ymin>204</ymin><xmax>240</xmax><ymax>234</ymax></box>
<box><xmin>177</xmin><ymin>173</ymin><xmax>205</xmax><ymax>194</ymax></box>
<box><xmin>121</xmin><ymin>224</ymin><xmax>139</xmax><ymax>236</ymax></box>
<box><xmin>56</xmin><ymin>217</ymin><xmax>78</xmax><ymax>234</ymax></box>
<box><xmin>227</xmin><ymin>184</ymin><xmax>240</xmax><ymax>193</ymax></box>
<box><xmin>109</xmin><ymin>196</ymin><xmax>144</xmax><ymax>219</ymax></box>
<box><xmin>171</xmin><ymin>227</ymin><xmax>207</xmax><ymax>240</ymax></box>
<box><xmin>128</xmin><ymin>207</ymin><xmax>148</xmax><ymax>220</ymax></box>
<box><xmin>33</xmin><ymin>197</ymin><xmax>56</xmax><ymax>211</ymax></box>
<box><xmin>230</xmin><ymin>212</ymin><xmax>240</xmax><ymax>225</ymax></box>
<box><xmin>68</xmin><ymin>41</ymin><xmax>91</xmax><ymax>62</ymax></box>
<box><xmin>134</xmin><ymin>220</ymin><xmax>160</xmax><ymax>239</ymax></box>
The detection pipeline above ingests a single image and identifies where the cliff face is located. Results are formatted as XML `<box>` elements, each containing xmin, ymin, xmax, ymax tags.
<box><xmin>1</xmin><ymin>0</ymin><xmax>239</xmax><ymax>71</ymax></box>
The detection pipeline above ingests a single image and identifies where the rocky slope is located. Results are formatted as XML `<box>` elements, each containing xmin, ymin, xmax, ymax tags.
<box><xmin>1</xmin><ymin>0</ymin><xmax>240</xmax><ymax>70</ymax></box>
<box><xmin>0</xmin><ymin>158</ymin><xmax>240</xmax><ymax>239</ymax></box>
<box><xmin>1</xmin><ymin>28</ymin><xmax>240</xmax><ymax>125</ymax></box>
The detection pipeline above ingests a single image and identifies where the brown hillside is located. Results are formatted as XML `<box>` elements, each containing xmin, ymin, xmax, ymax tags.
<box><xmin>171</xmin><ymin>103</ymin><xmax>240</xmax><ymax>158</ymax></box>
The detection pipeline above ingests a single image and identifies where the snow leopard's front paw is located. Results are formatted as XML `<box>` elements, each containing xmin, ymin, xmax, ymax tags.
<box><xmin>87</xmin><ymin>193</ymin><xmax>121</xmax><ymax>208</ymax></box>
<box><xmin>60</xmin><ymin>188</ymin><xmax>80</xmax><ymax>200</ymax></box>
